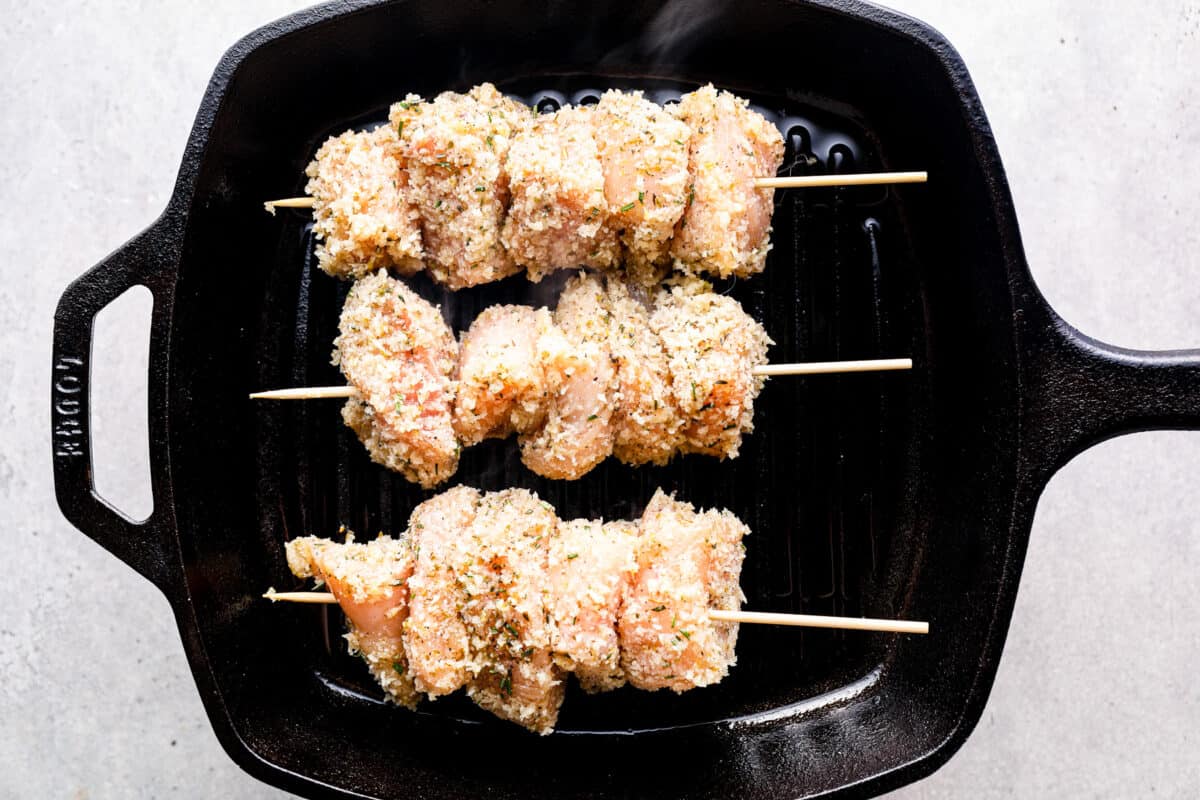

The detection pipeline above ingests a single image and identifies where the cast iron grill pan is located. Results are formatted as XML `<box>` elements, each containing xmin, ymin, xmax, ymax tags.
<box><xmin>258</xmin><ymin>82</ymin><xmax>916</xmax><ymax>734</ymax></box>
<box><xmin>63</xmin><ymin>2</ymin><xmax>1200</xmax><ymax>798</ymax></box>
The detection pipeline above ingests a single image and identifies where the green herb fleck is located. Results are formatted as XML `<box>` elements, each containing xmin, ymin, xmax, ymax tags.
<box><xmin>637</xmin><ymin>191</ymin><xmax>644</xmax><ymax>204</ymax></box>
<box><xmin>500</xmin><ymin>675</ymin><xmax>513</xmax><ymax>696</ymax></box>
<box><xmin>567</xmin><ymin>553</ymin><xmax>579</xmax><ymax>560</ymax></box>
<box><xmin>486</xmin><ymin>135</ymin><xmax>494</xmax><ymax>149</ymax></box>
<box><xmin>673</xmin><ymin>139</ymin><xmax>684</xmax><ymax>146</ymax></box>
<box><xmin>651</xmin><ymin>605</ymin><xmax>666</xmax><ymax>612</ymax></box>
<box><xmin>504</xmin><ymin>622</ymin><xmax>520</xmax><ymax>638</ymax></box>
<box><xmin>396</xmin><ymin>121</ymin><xmax>404</xmax><ymax>137</ymax></box>
<box><xmin>392</xmin><ymin>661</ymin><xmax>405</xmax><ymax>675</ymax></box>
<box><xmin>586</xmin><ymin>414</ymin><xmax>598</xmax><ymax>421</ymax></box>
<box><xmin>620</xmin><ymin>201</ymin><xmax>636</xmax><ymax>213</ymax></box>
<box><xmin>474</xmin><ymin>185</ymin><xmax>486</xmax><ymax>192</ymax></box>
<box><xmin>680</xmin><ymin>630</ymin><xmax>692</xmax><ymax>640</ymax></box>
<box><xmin>397</xmin><ymin>100</ymin><xmax>414</xmax><ymax>110</ymax></box>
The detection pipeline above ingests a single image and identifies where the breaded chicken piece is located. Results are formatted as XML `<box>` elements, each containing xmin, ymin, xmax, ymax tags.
<box><xmin>519</xmin><ymin>272</ymin><xmax>618</xmax><ymax>480</ymax></box>
<box><xmin>334</xmin><ymin>271</ymin><xmax>460</xmax><ymax>488</ymax></box>
<box><xmin>548</xmin><ymin>519</ymin><xmax>639</xmax><ymax>693</ymax></box>
<box><xmin>451</xmin><ymin>304</ymin><xmax>573</xmax><ymax>446</ymax></box>
<box><xmin>305</xmin><ymin>125</ymin><xmax>424</xmax><ymax>280</ymax></box>
<box><xmin>391</xmin><ymin>84</ymin><xmax>529</xmax><ymax>289</ymax></box>
<box><xmin>618</xmin><ymin>490</ymin><xmax>747</xmax><ymax>692</ymax></box>
<box><xmin>285</xmin><ymin>534</ymin><xmax>420</xmax><ymax>708</ymax></box>
<box><xmin>594</xmin><ymin>90</ymin><xmax>692</xmax><ymax>284</ymax></box>
<box><xmin>650</xmin><ymin>277</ymin><xmax>772</xmax><ymax>459</ymax></box>
<box><xmin>605</xmin><ymin>276</ymin><xmax>684</xmax><ymax>466</ymax></box>
<box><xmin>502</xmin><ymin>105</ymin><xmax>621</xmax><ymax>281</ymax></box>
<box><xmin>670</xmin><ymin>84</ymin><xmax>785</xmax><ymax>279</ymax></box>
<box><xmin>454</xmin><ymin>489</ymin><xmax>564</xmax><ymax>734</ymax></box>
<box><xmin>403</xmin><ymin>486</ymin><xmax>480</xmax><ymax>697</ymax></box>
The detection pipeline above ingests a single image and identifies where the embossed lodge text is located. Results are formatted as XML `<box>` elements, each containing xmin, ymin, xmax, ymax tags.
<box><xmin>54</xmin><ymin>356</ymin><xmax>85</xmax><ymax>458</ymax></box>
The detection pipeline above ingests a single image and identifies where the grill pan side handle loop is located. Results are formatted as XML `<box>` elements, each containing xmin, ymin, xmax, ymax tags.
<box><xmin>52</xmin><ymin>216</ymin><xmax>178</xmax><ymax>592</ymax></box>
<box><xmin>1019</xmin><ymin>297</ymin><xmax>1200</xmax><ymax>480</ymax></box>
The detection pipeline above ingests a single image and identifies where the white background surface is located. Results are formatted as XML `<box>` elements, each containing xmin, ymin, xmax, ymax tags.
<box><xmin>1</xmin><ymin>1</ymin><xmax>1198</xmax><ymax>796</ymax></box>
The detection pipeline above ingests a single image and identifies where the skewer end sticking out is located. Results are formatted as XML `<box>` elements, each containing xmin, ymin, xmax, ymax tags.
<box><xmin>264</xmin><ymin>589</ymin><xmax>337</xmax><ymax>604</ymax></box>
<box><xmin>750</xmin><ymin>357</ymin><xmax>912</xmax><ymax>378</ymax></box>
<box><xmin>263</xmin><ymin>197</ymin><xmax>316</xmax><ymax>214</ymax></box>
<box><xmin>707</xmin><ymin>609</ymin><xmax>928</xmax><ymax>634</ymax></box>
<box><xmin>249</xmin><ymin>386</ymin><xmax>357</xmax><ymax>400</ymax></box>
<box><xmin>753</xmin><ymin>171</ymin><xmax>928</xmax><ymax>190</ymax></box>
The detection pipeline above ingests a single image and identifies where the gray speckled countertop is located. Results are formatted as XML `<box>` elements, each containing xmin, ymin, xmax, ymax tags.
<box><xmin>2</xmin><ymin>1</ymin><xmax>1197</xmax><ymax>796</ymax></box>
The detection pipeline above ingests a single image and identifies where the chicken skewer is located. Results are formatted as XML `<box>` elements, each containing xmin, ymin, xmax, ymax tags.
<box><xmin>251</xmin><ymin>358</ymin><xmax>913</xmax><ymax>400</ymax></box>
<box><xmin>266</xmin><ymin>590</ymin><xmax>929</xmax><ymax>634</ymax></box>
<box><xmin>268</xmin><ymin>82</ymin><xmax>926</xmax><ymax>287</ymax></box>
<box><xmin>270</xmin><ymin>486</ymin><xmax>927</xmax><ymax>734</ymax></box>
<box><xmin>268</xmin><ymin>172</ymin><xmax>927</xmax><ymax>208</ymax></box>
<box><xmin>251</xmin><ymin>270</ymin><xmax>912</xmax><ymax>487</ymax></box>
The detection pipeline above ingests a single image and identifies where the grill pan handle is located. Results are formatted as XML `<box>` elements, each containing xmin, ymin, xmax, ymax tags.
<box><xmin>52</xmin><ymin>215</ymin><xmax>177</xmax><ymax>592</ymax></box>
<box><xmin>1020</xmin><ymin>295</ymin><xmax>1200</xmax><ymax>480</ymax></box>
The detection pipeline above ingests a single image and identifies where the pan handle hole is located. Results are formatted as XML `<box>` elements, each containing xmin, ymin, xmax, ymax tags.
<box><xmin>90</xmin><ymin>285</ymin><xmax>154</xmax><ymax>522</ymax></box>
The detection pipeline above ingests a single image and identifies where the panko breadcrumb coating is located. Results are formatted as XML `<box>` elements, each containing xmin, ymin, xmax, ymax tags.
<box><xmin>651</xmin><ymin>276</ymin><xmax>772</xmax><ymax>459</ymax></box>
<box><xmin>285</xmin><ymin>534</ymin><xmax>420</xmax><ymax>708</ymax></box>
<box><xmin>284</xmin><ymin>486</ymin><xmax>750</xmax><ymax>732</ymax></box>
<box><xmin>332</xmin><ymin>269</ymin><xmax>772</xmax><ymax>485</ymax></box>
<box><xmin>334</xmin><ymin>271</ymin><xmax>460</xmax><ymax>488</ymax></box>
<box><xmin>618</xmin><ymin>489</ymin><xmax>747</xmax><ymax>692</ymax></box>
<box><xmin>604</xmin><ymin>276</ymin><xmax>685</xmax><ymax>466</ymax></box>
<box><xmin>548</xmin><ymin>519</ymin><xmax>639</xmax><ymax>693</ymax></box>
<box><xmin>502</xmin><ymin>105</ymin><xmax>622</xmax><ymax>281</ymax></box>
<box><xmin>305</xmin><ymin>125</ymin><xmax>424</xmax><ymax>280</ymax></box>
<box><xmin>403</xmin><ymin>486</ymin><xmax>480</xmax><ymax>697</ymax></box>
<box><xmin>670</xmin><ymin>84</ymin><xmax>785</xmax><ymax>279</ymax></box>
<box><xmin>451</xmin><ymin>304</ymin><xmax>572</xmax><ymax>446</ymax></box>
<box><xmin>595</xmin><ymin>90</ymin><xmax>692</xmax><ymax>284</ymax></box>
<box><xmin>519</xmin><ymin>272</ymin><xmax>618</xmax><ymax>479</ymax></box>
<box><xmin>391</xmin><ymin>84</ymin><xmax>529</xmax><ymax>289</ymax></box>
<box><xmin>455</xmin><ymin>489</ymin><xmax>565</xmax><ymax>735</ymax></box>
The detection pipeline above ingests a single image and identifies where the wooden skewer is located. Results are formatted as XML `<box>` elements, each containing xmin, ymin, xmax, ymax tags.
<box><xmin>752</xmin><ymin>171</ymin><xmax>926</xmax><ymax>189</ymax></box>
<box><xmin>249</xmin><ymin>358</ymin><xmax>912</xmax><ymax>400</ymax></box>
<box><xmin>263</xmin><ymin>589</ymin><xmax>928</xmax><ymax>634</ymax></box>
<box><xmin>262</xmin><ymin>171</ymin><xmax>927</xmax><ymax>213</ymax></box>
<box><xmin>263</xmin><ymin>197</ymin><xmax>319</xmax><ymax>214</ymax></box>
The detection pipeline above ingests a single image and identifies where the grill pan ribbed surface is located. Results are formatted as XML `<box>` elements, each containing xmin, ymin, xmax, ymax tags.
<box><xmin>255</xmin><ymin>81</ymin><xmax>918</xmax><ymax>733</ymax></box>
